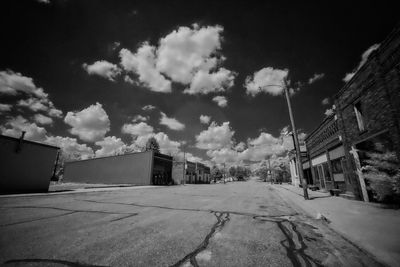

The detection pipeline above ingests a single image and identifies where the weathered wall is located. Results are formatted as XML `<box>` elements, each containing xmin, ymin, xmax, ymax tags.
<box><xmin>0</xmin><ymin>136</ymin><xmax>59</xmax><ymax>193</ymax></box>
<box><xmin>64</xmin><ymin>151</ymin><xmax>153</xmax><ymax>185</ymax></box>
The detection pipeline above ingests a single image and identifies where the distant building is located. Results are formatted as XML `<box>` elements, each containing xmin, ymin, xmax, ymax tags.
<box><xmin>334</xmin><ymin>25</ymin><xmax>400</xmax><ymax>201</ymax></box>
<box><xmin>172</xmin><ymin>161</ymin><xmax>211</xmax><ymax>184</ymax></box>
<box><xmin>288</xmin><ymin>145</ymin><xmax>308</xmax><ymax>187</ymax></box>
<box><xmin>64</xmin><ymin>151</ymin><xmax>173</xmax><ymax>185</ymax></box>
<box><xmin>0</xmin><ymin>134</ymin><xmax>59</xmax><ymax>193</ymax></box>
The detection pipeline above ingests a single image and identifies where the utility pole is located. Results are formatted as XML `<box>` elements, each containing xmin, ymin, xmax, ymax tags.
<box><xmin>267</xmin><ymin>156</ymin><xmax>271</xmax><ymax>183</ymax></box>
<box><xmin>283</xmin><ymin>79</ymin><xmax>309</xmax><ymax>200</ymax></box>
<box><xmin>182</xmin><ymin>144</ymin><xmax>186</xmax><ymax>185</ymax></box>
<box><xmin>223</xmin><ymin>163</ymin><xmax>226</xmax><ymax>184</ymax></box>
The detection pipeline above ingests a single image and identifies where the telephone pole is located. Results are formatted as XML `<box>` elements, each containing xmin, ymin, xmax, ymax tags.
<box><xmin>283</xmin><ymin>79</ymin><xmax>309</xmax><ymax>200</ymax></box>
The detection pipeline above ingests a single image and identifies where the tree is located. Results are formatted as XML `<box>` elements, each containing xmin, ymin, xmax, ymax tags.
<box><xmin>229</xmin><ymin>166</ymin><xmax>236</xmax><ymax>177</ymax></box>
<box><xmin>211</xmin><ymin>166</ymin><xmax>222</xmax><ymax>181</ymax></box>
<box><xmin>362</xmin><ymin>150</ymin><xmax>400</xmax><ymax>203</ymax></box>
<box><xmin>145</xmin><ymin>137</ymin><xmax>160</xmax><ymax>153</ymax></box>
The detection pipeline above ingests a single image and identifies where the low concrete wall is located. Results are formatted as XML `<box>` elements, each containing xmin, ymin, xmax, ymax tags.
<box><xmin>0</xmin><ymin>135</ymin><xmax>59</xmax><ymax>193</ymax></box>
<box><xmin>64</xmin><ymin>151</ymin><xmax>153</xmax><ymax>185</ymax></box>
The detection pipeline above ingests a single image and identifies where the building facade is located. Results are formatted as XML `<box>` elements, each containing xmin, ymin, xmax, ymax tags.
<box><xmin>0</xmin><ymin>134</ymin><xmax>59</xmax><ymax>193</ymax></box>
<box><xmin>304</xmin><ymin>115</ymin><xmax>347</xmax><ymax>193</ymax></box>
<box><xmin>334</xmin><ymin>24</ymin><xmax>400</xmax><ymax>201</ymax></box>
<box><xmin>64</xmin><ymin>151</ymin><xmax>173</xmax><ymax>186</ymax></box>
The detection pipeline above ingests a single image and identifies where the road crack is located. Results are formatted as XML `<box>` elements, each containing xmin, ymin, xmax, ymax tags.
<box><xmin>170</xmin><ymin>212</ymin><xmax>230</xmax><ymax>267</ymax></box>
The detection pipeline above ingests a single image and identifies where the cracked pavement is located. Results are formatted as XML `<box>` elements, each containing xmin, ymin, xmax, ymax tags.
<box><xmin>0</xmin><ymin>178</ymin><xmax>383</xmax><ymax>266</ymax></box>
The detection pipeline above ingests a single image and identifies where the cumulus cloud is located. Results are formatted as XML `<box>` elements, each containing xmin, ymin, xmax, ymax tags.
<box><xmin>196</xmin><ymin>121</ymin><xmax>234</xmax><ymax>150</ymax></box>
<box><xmin>0</xmin><ymin>116</ymin><xmax>47</xmax><ymax>142</ymax></box>
<box><xmin>343</xmin><ymin>43</ymin><xmax>380</xmax><ymax>82</ymax></box>
<box><xmin>245</xmin><ymin>67</ymin><xmax>288</xmax><ymax>96</ymax></box>
<box><xmin>118</xmin><ymin>24</ymin><xmax>235</xmax><ymax>94</ymax></box>
<box><xmin>45</xmin><ymin>136</ymin><xmax>94</xmax><ymax>160</ymax></box>
<box><xmin>159</xmin><ymin>112</ymin><xmax>185</xmax><ymax>130</ymax></box>
<box><xmin>142</xmin><ymin>104</ymin><xmax>156</xmax><ymax>111</ymax></box>
<box><xmin>324</xmin><ymin>108</ymin><xmax>334</xmax><ymax>116</ymax></box>
<box><xmin>94</xmin><ymin>136</ymin><xmax>127</xmax><ymax>157</ymax></box>
<box><xmin>119</xmin><ymin>44</ymin><xmax>172</xmax><ymax>93</ymax></box>
<box><xmin>321</xmin><ymin>98</ymin><xmax>330</xmax><ymax>105</ymax></box>
<box><xmin>199</xmin><ymin>115</ymin><xmax>211</xmax><ymax>124</ymax></box>
<box><xmin>33</xmin><ymin>114</ymin><xmax>53</xmax><ymax>125</ymax></box>
<box><xmin>212</xmin><ymin>95</ymin><xmax>227</xmax><ymax>107</ymax></box>
<box><xmin>184</xmin><ymin>68</ymin><xmax>235</xmax><ymax>95</ymax></box>
<box><xmin>17</xmin><ymin>98</ymin><xmax>48</xmax><ymax>112</ymax></box>
<box><xmin>153</xmin><ymin>132</ymin><xmax>181</xmax><ymax>155</ymax></box>
<box><xmin>132</xmin><ymin>115</ymin><xmax>149</xmax><ymax>122</ymax></box>
<box><xmin>121</xmin><ymin>121</ymin><xmax>154</xmax><ymax>136</ymax></box>
<box><xmin>0</xmin><ymin>70</ymin><xmax>62</xmax><ymax>118</ymax></box>
<box><xmin>83</xmin><ymin>60</ymin><xmax>121</xmax><ymax>81</ymax></box>
<box><xmin>308</xmin><ymin>73</ymin><xmax>325</xmax><ymax>84</ymax></box>
<box><xmin>0</xmin><ymin>103</ymin><xmax>12</xmax><ymax>113</ymax></box>
<box><xmin>64</xmin><ymin>103</ymin><xmax>110</xmax><ymax>142</ymax></box>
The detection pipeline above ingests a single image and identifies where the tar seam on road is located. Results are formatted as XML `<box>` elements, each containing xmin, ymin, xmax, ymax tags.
<box><xmin>169</xmin><ymin>212</ymin><xmax>230</xmax><ymax>267</ymax></box>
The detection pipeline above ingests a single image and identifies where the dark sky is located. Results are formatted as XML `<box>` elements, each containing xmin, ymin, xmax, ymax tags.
<box><xmin>0</xmin><ymin>0</ymin><xmax>398</xmax><ymax>164</ymax></box>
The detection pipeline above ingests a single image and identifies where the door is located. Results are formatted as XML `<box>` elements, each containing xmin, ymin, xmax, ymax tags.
<box><xmin>317</xmin><ymin>165</ymin><xmax>326</xmax><ymax>189</ymax></box>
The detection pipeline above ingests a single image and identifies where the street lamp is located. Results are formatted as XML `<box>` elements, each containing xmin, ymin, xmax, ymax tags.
<box><xmin>260</xmin><ymin>78</ymin><xmax>309</xmax><ymax>200</ymax></box>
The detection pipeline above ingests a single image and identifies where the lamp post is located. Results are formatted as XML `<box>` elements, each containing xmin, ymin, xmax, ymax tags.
<box><xmin>260</xmin><ymin>78</ymin><xmax>309</xmax><ymax>200</ymax></box>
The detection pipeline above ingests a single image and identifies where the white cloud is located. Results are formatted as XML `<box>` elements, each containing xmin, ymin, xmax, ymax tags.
<box><xmin>94</xmin><ymin>136</ymin><xmax>127</xmax><ymax>157</ymax></box>
<box><xmin>64</xmin><ymin>103</ymin><xmax>110</xmax><ymax>142</ymax></box>
<box><xmin>45</xmin><ymin>136</ymin><xmax>93</xmax><ymax>160</ymax></box>
<box><xmin>119</xmin><ymin>44</ymin><xmax>172</xmax><ymax>93</ymax></box>
<box><xmin>83</xmin><ymin>60</ymin><xmax>121</xmax><ymax>81</ymax></box>
<box><xmin>343</xmin><ymin>43</ymin><xmax>380</xmax><ymax>82</ymax></box>
<box><xmin>199</xmin><ymin>115</ymin><xmax>211</xmax><ymax>124</ymax></box>
<box><xmin>245</xmin><ymin>67</ymin><xmax>288</xmax><ymax>96</ymax></box>
<box><xmin>121</xmin><ymin>121</ymin><xmax>154</xmax><ymax>136</ymax></box>
<box><xmin>142</xmin><ymin>104</ymin><xmax>156</xmax><ymax>111</ymax></box>
<box><xmin>308</xmin><ymin>73</ymin><xmax>325</xmax><ymax>84</ymax></box>
<box><xmin>153</xmin><ymin>132</ymin><xmax>181</xmax><ymax>155</ymax></box>
<box><xmin>325</xmin><ymin>108</ymin><xmax>334</xmax><ymax>116</ymax></box>
<box><xmin>0</xmin><ymin>70</ymin><xmax>62</xmax><ymax>118</ymax></box>
<box><xmin>212</xmin><ymin>95</ymin><xmax>227</xmax><ymax>107</ymax></box>
<box><xmin>0</xmin><ymin>70</ymin><xmax>48</xmax><ymax>98</ymax></box>
<box><xmin>0</xmin><ymin>103</ymin><xmax>12</xmax><ymax>112</ymax></box>
<box><xmin>37</xmin><ymin>0</ymin><xmax>50</xmax><ymax>4</ymax></box>
<box><xmin>119</xmin><ymin>24</ymin><xmax>235</xmax><ymax>95</ymax></box>
<box><xmin>184</xmin><ymin>68</ymin><xmax>235</xmax><ymax>95</ymax></box>
<box><xmin>159</xmin><ymin>112</ymin><xmax>185</xmax><ymax>131</ymax></box>
<box><xmin>156</xmin><ymin>24</ymin><xmax>223</xmax><ymax>84</ymax></box>
<box><xmin>196</xmin><ymin>121</ymin><xmax>234</xmax><ymax>150</ymax></box>
<box><xmin>321</xmin><ymin>98</ymin><xmax>330</xmax><ymax>105</ymax></box>
<box><xmin>132</xmin><ymin>115</ymin><xmax>149</xmax><ymax>122</ymax></box>
<box><xmin>33</xmin><ymin>114</ymin><xmax>53</xmax><ymax>125</ymax></box>
<box><xmin>17</xmin><ymin>98</ymin><xmax>48</xmax><ymax>112</ymax></box>
<box><xmin>0</xmin><ymin>116</ymin><xmax>47</xmax><ymax>142</ymax></box>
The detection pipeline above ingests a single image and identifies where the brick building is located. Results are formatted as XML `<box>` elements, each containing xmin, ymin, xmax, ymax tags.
<box><xmin>334</xmin><ymin>24</ymin><xmax>400</xmax><ymax>201</ymax></box>
<box><xmin>304</xmin><ymin>115</ymin><xmax>347</xmax><ymax>193</ymax></box>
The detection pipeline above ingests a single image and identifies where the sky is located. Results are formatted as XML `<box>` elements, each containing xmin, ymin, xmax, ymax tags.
<box><xmin>0</xmin><ymin>0</ymin><xmax>399</xmax><ymax>168</ymax></box>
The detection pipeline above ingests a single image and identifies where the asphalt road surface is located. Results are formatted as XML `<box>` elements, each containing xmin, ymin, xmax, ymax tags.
<box><xmin>0</xmin><ymin>178</ymin><xmax>383</xmax><ymax>267</ymax></box>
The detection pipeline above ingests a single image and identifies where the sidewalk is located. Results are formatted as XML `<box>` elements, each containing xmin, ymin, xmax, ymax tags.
<box><xmin>273</xmin><ymin>184</ymin><xmax>400</xmax><ymax>267</ymax></box>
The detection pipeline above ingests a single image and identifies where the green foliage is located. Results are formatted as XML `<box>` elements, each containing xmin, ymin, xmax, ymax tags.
<box><xmin>229</xmin><ymin>166</ymin><xmax>236</xmax><ymax>177</ymax></box>
<box><xmin>211</xmin><ymin>166</ymin><xmax>222</xmax><ymax>180</ymax></box>
<box><xmin>145</xmin><ymin>137</ymin><xmax>160</xmax><ymax>153</ymax></box>
<box><xmin>362</xmin><ymin>150</ymin><xmax>400</xmax><ymax>203</ymax></box>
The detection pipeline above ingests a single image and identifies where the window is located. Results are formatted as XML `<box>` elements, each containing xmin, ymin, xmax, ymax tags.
<box><xmin>322</xmin><ymin>162</ymin><xmax>331</xmax><ymax>181</ymax></box>
<box><xmin>354</xmin><ymin>102</ymin><xmax>365</xmax><ymax>132</ymax></box>
<box><xmin>331</xmin><ymin>158</ymin><xmax>344</xmax><ymax>174</ymax></box>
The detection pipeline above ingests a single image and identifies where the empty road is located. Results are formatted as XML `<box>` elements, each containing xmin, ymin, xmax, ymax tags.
<box><xmin>0</xmin><ymin>178</ymin><xmax>382</xmax><ymax>267</ymax></box>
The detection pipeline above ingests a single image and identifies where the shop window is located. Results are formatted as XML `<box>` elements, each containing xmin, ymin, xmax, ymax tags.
<box><xmin>322</xmin><ymin>162</ymin><xmax>331</xmax><ymax>181</ymax></box>
<box><xmin>331</xmin><ymin>158</ymin><xmax>344</xmax><ymax>174</ymax></box>
<box><xmin>354</xmin><ymin>102</ymin><xmax>365</xmax><ymax>132</ymax></box>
